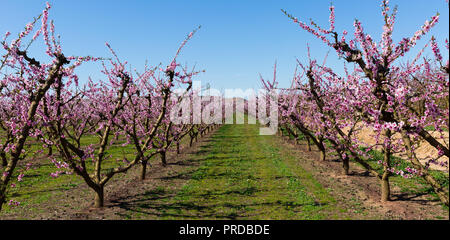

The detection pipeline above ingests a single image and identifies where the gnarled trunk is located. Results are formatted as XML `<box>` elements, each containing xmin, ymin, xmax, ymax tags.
<box><xmin>140</xmin><ymin>160</ymin><xmax>148</xmax><ymax>180</ymax></box>
<box><xmin>306</xmin><ymin>136</ymin><xmax>311</xmax><ymax>151</ymax></box>
<box><xmin>381</xmin><ymin>174</ymin><xmax>391</xmax><ymax>202</ymax></box>
<box><xmin>177</xmin><ymin>142</ymin><xmax>180</xmax><ymax>154</ymax></box>
<box><xmin>318</xmin><ymin>139</ymin><xmax>326</xmax><ymax>161</ymax></box>
<box><xmin>319</xmin><ymin>150</ymin><xmax>326</xmax><ymax>161</ymax></box>
<box><xmin>1</xmin><ymin>152</ymin><xmax>6</xmax><ymax>167</ymax></box>
<box><xmin>342</xmin><ymin>155</ymin><xmax>350</xmax><ymax>175</ymax></box>
<box><xmin>161</xmin><ymin>151</ymin><xmax>167</xmax><ymax>167</ymax></box>
<box><xmin>94</xmin><ymin>185</ymin><xmax>105</xmax><ymax>208</ymax></box>
<box><xmin>47</xmin><ymin>145</ymin><xmax>53</xmax><ymax>157</ymax></box>
<box><xmin>0</xmin><ymin>183</ymin><xmax>6</xmax><ymax>211</ymax></box>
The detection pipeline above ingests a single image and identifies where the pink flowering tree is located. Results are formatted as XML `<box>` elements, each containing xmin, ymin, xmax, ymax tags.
<box><xmin>261</xmin><ymin>64</ymin><xmax>328</xmax><ymax>162</ymax></box>
<box><xmin>40</xmin><ymin>26</ymin><xmax>202</xmax><ymax>207</ymax></box>
<box><xmin>261</xmin><ymin>60</ymin><xmax>375</xmax><ymax>177</ymax></box>
<box><xmin>126</xmin><ymin>58</ymin><xmax>202</xmax><ymax>180</ymax></box>
<box><xmin>0</xmin><ymin>3</ymin><xmax>91</xmax><ymax>210</ymax></box>
<box><xmin>281</xmin><ymin>0</ymin><xmax>448</xmax><ymax>205</ymax></box>
<box><xmin>183</xmin><ymin>87</ymin><xmax>216</xmax><ymax>148</ymax></box>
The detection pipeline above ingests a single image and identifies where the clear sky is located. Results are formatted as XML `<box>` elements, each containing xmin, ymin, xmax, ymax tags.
<box><xmin>1</xmin><ymin>0</ymin><xmax>448</xmax><ymax>92</ymax></box>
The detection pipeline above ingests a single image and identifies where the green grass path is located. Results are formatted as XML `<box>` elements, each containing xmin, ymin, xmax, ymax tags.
<box><xmin>152</xmin><ymin>122</ymin><xmax>350</xmax><ymax>219</ymax></box>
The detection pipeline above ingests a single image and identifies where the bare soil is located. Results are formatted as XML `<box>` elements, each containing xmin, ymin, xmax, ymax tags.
<box><xmin>0</xmin><ymin>130</ymin><xmax>216</xmax><ymax>220</ymax></box>
<box><xmin>1</xmin><ymin>126</ymin><xmax>447</xmax><ymax>220</ymax></box>
<box><xmin>277</xmin><ymin>134</ymin><xmax>449</xmax><ymax>220</ymax></box>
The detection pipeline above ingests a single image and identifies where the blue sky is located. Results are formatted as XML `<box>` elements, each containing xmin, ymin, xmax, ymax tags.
<box><xmin>1</xmin><ymin>0</ymin><xmax>448</xmax><ymax>91</ymax></box>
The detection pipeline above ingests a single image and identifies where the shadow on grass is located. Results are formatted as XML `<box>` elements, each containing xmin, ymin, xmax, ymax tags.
<box><xmin>10</xmin><ymin>186</ymin><xmax>76</xmax><ymax>198</ymax></box>
<box><xmin>155</xmin><ymin>170</ymin><xmax>198</xmax><ymax>181</ymax></box>
<box><xmin>111</xmin><ymin>186</ymin><xmax>325</xmax><ymax>219</ymax></box>
<box><xmin>108</xmin><ymin>126</ymin><xmax>330</xmax><ymax>219</ymax></box>
<box><xmin>391</xmin><ymin>192</ymin><xmax>439</xmax><ymax>203</ymax></box>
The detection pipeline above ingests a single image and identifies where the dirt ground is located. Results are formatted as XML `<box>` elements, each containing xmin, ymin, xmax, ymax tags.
<box><xmin>0</xmin><ymin>129</ymin><xmax>217</xmax><ymax>220</ymax></box>
<box><xmin>1</xmin><ymin>126</ymin><xmax>448</xmax><ymax>220</ymax></box>
<box><xmin>277</xmin><ymin>135</ymin><xmax>449</xmax><ymax>220</ymax></box>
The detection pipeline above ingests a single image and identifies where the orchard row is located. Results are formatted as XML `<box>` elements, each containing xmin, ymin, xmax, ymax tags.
<box><xmin>0</xmin><ymin>3</ymin><xmax>222</xmax><ymax>210</ymax></box>
<box><xmin>260</xmin><ymin>0</ymin><xmax>448</xmax><ymax>206</ymax></box>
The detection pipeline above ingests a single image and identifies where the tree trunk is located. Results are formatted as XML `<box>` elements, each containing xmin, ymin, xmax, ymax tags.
<box><xmin>319</xmin><ymin>149</ymin><xmax>326</xmax><ymax>161</ymax></box>
<box><xmin>47</xmin><ymin>145</ymin><xmax>53</xmax><ymax>156</ymax></box>
<box><xmin>0</xmin><ymin>184</ymin><xmax>5</xmax><ymax>211</ymax></box>
<box><xmin>342</xmin><ymin>155</ymin><xmax>350</xmax><ymax>175</ymax></box>
<box><xmin>140</xmin><ymin>160</ymin><xmax>148</xmax><ymax>180</ymax></box>
<box><xmin>294</xmin><ymin>130</ymin><xmax>299</xmax><ymax>145</ymax></box>
<box><xmin>76</xmin><ymin>138</ymin><xmax>81</xmax><ymax>149</ymax></box>
<box><xmin>177</xmin><ymin>142</ymin><xmax>180</xmax><ymax>154</ymax></box>
<box><xmin>190</xmin><ymin>137</ymin><xmax>194</xmax><ymax>147</ymax></box>
<box><xmin>161</xmin><ymin>151</ymin><xmax>167</xmax><ymax>167</ymax></box>
<box><xmin>381</xmin><ymin>129</ymin><xmax>392</xmax><ymax>202</ymax></box>
<box><xmin>381</xmin><ymin>175</ymin><xmax>391</xmax><ymax>202</ymax></box>
<box><xmin>306</xmin><ymin>136</ymin><xmax>311</xmax><ymax>151</ymax></box>
<box><xmin>1</xmin><ymin>152</ymin><xmax>6</xmax><ymax>167</ymax></box>
<box><xmin>318</xmin><ymin>139</ymin><xmax>326</xmax><ymax>161</ymax></box>
<box><xmin>94</xmin><ymin>185</ymin><xmax>104</xmax><ymax>208</ymax></box>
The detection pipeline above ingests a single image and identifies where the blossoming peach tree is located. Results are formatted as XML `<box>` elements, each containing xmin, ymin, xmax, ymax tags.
<box><xmin>0</xmin><ymin>3</ymin><xmax>90</xmax><ymax>210</ymax></box>
<box><xmin>0</xmin><ymin>3</ymin><xmax>205</xmax><ymax>210</ymax></box>
<box><xmin>278</xmin><ymin>0</ymin><xmax>448</xmax><ymax>205</ymax></box>
<box><xmin>40</xmin><ymin>32</ymin><xmax>202</xmax><ymax>208</ymax></box>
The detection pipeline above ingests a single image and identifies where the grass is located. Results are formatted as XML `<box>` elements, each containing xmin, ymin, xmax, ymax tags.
<box><xmin>424</xmin><ymin>125</ymin><xmax>449</xmax><ymax>132</ymax></box>
<box><xmin>124</xmin><ymin>118</ymin><xmax>354</xmax><ymax>220</ymax></box>
<box><xmin>0</xmin><ymin>130</ymin><xmax>193</xmax><ymax>216</ymax></box>
<box><xmin>1</xmin><ymin>120</ymin><xmax>448</xmax><ymax>219</ymax></box>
